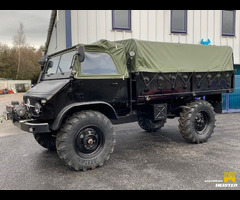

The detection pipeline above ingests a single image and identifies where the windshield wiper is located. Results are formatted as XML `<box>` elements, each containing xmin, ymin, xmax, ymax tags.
<box><xmin>58</xmin><ymin>65</ymin><xmax>65</xmax><ymax>75</ymax></box>
<box><xmin>46</xmin><ymin>73</ymin><xmax>54</xmax><ymax>77</ymax></box>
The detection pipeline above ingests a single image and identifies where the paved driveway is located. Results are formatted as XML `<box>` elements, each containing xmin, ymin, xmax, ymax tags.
<box><xmin>0</xmin><ymin>113</ymin><xmax>240</xmax><ymax>190</ymax></box>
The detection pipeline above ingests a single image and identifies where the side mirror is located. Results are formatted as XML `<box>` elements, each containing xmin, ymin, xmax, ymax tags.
<box><xmin>47</xmin><ymin>61</ymin><xmax>53</xmax><ymax>68</ymax></box>
<box><xmin>77</xmin><ymin>46</ymin><xmax>85</xmax><ymax>62</ymax></box>
<box><xmin>39</xmin><ymin>58</ymin><xmax>46</xmax><ymax>66</ymax></box>
<box><xmin>39</xmin><ymin>56</ymin><xmax>47</xmax><ymax>71</ymax></box>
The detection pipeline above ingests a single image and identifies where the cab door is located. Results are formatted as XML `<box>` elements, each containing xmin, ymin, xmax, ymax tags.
<box><xmin>74</xmin><ymin>51</ymin><xmax>129</xmax><ymax>105</ymax></box>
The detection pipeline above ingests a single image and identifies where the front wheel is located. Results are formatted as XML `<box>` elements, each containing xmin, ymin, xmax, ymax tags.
<box><xmin>56</xmin><ymin>111</ymin><xmax>116</xmax><ymax>171</ymax></box>
<box><xmin>178</xmin><ymin>100</ymin><xmax>216</xmax><ymax>144</ymax></box>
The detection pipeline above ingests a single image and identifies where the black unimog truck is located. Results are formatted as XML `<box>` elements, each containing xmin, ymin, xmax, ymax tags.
<box><xmin>6</xmin><ymin>39</ymin><xmax>234</xmax><ymax>171</ymax></box>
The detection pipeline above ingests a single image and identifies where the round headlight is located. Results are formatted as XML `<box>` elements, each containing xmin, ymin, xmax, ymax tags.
<box><xmin>15</xmin><ymin>106</ymin><xmax>26</xmax><ymax>117</ymax></box>
<box><xmin>34</xmin><ymin>103</ymin><xmax>42</xmax><ymax>114</ymax></box>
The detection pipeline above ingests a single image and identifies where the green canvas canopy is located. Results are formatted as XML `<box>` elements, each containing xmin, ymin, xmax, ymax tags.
<box><xmin>76</xmin><ymin>39</ymin><xmax>233</xmax><ymax>78</ymax></box>
<box><xmin>115</xmin><ymin>38</ymin><xmax>234</xmax><ymax>73</ymax></box>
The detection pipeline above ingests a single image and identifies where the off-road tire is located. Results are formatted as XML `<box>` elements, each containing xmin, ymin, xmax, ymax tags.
<box><xmin>56</xmin><ymin>110</ymin><xmax>116</xmax><ymax>171</ymax></box>
<box><xmin>33</xmin><ymin>132</ymin><xmax>56</xmax><ymax>151</ymax></box>
<box><xmin>138</xmin><ymin>118</ymin><xmax>166</xmax><ymax>132</ymax></box>
<box><xmin>178</xmin><ymin>100</ymin><xmax>216</xmax><ymax>144</ymax></box>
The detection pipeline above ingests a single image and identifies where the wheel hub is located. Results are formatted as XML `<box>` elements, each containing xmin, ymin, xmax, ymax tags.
<box><xmin>76</xmin><ymin>127</ymin><xmax>103</xmax><ymax>155</ymax></box>
<box><xmin>194</xmin><ymin>111</ymin><xmax>209</xmax><ymax>133</ymax></box>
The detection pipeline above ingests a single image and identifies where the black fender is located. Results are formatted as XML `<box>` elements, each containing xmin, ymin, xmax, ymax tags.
<box><xmin>51</xmin><ymin>101</ymin><xmax>118</xmax><ymax>131</ymax></box>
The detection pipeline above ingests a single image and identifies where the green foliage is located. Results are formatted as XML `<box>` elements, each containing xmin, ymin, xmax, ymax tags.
<box><xmin>0</xmin><ymin>23</ymin><xmax>44</xmax><ymax>83</ymax></box>
<box><xmin>0</xmin><ymin>44</ymin><xmax>43</xmax><ymax>83</ymax></box>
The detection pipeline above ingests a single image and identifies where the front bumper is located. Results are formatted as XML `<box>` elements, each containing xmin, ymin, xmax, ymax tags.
<box><xmin>6</xmin><ymin>105</ymin><xmax>50</xmax><ymax>134</ymax></box>
<box><xmin>14</xmin><ymin>119</ymin><xmax>50</xmax><ymax>133</ymax></box>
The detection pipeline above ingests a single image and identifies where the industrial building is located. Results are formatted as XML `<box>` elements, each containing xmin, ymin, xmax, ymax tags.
<box><xmin>44</xmin><ymin>10</ymin><xmax>240</xmax><ymax>112</ymax></box>
<box><xmin>0</xmin><ymin>79</ymin><xmax>31</xmax><ymax>93</ymax></box>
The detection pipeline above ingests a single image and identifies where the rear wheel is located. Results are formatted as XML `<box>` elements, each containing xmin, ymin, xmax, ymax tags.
<box><xmin>178</xmin><ymin>100</ymin><xmax>216</xmax><ymax>144</ymax></box>
<box><xmin>56</xmin><ymin>110</ymin><xmax>116</xmax><ymax>171</ymax></box>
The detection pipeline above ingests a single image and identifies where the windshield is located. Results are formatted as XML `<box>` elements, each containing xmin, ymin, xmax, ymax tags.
<box><xmin>44</xmin><ymin>50</ymin><xmax>76</xmax><ymax>79</ymax></box>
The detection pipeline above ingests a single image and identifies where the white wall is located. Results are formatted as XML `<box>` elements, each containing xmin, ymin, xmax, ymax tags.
<box><xmin>70</xmin><ymin>10</ymin><xmax>240</xmax><ymax>64</ymax></box>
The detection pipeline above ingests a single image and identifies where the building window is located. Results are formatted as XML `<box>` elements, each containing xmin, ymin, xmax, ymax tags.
<box><xmin>112</xmin><ymin>10</ymin><xmax>131</xmax><ymax>30</ymax></box>
<box><xmin>222</xmin><ymin>10</ymin><xmax>236</xmax><ymax>36</ymax></box>
<box><xmin>171</xmin><ymin>10</ymin><xmax>187</xmax><ymax>34</ymax></box>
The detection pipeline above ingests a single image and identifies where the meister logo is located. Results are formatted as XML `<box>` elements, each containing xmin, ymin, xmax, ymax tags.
<box><xmin>224</xmin><ymin>172</ymin><xmax>236</xmax><ymax>183</ymax></box>
<box><xmin>205</xmin><ymin>172</ymin><xmax>238</xmax><ymax>188</ymax></box>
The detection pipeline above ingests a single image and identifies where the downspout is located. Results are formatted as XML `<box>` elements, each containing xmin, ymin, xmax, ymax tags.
<box><xmin>65</xmin><ymin>10</ymin><xmax>72</xmax><ymax>48</ymax></box>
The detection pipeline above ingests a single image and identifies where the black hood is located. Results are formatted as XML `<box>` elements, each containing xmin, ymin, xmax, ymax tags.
<box><xmin>24</xmin><ymin>79</ymin><xmax>70</xmax><ymax>100</ymax></box>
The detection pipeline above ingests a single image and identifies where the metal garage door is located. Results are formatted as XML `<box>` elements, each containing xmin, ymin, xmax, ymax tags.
<box><xmin>222</xmin><ymin>66</ymin><xmax>240</xmax><ymax>112</ymax></box>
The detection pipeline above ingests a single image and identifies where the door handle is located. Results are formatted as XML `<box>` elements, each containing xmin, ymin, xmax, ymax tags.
<box><xmin>111</xmin><ymin>82</ymin><xmax>118</xmax><ymax>86</ymax></box>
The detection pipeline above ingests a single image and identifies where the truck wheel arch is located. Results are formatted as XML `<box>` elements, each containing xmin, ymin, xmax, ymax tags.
<box><xmin>51</xmin><ymin>101</ymin><xmax>118</xmax><ymax>131</ymax></box>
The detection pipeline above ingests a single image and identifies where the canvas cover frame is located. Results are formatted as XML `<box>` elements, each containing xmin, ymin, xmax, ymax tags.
<box><xmin>50</xmin><ymin>38</ymin><xmax>234</xmax><ymax>79</ymax></box>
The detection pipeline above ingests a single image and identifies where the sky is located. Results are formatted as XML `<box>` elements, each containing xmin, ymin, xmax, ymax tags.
<box><xmin>0</xmin><ymin>10</ymin><xmax>52</xmax><ymax>49</ymax></box>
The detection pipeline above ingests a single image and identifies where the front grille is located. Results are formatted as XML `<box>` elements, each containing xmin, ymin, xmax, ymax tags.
<box><xmin>23</xmin><ymin>96</ymin><xmax>54</xmax><ymax>120</ymax></box>
<box><xmin>23</xmin><ymin>97</ymin><xmax>38</xmax><ymax>116</ymax></box>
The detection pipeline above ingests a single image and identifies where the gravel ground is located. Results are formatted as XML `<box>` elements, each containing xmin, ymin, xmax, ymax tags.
<box><xmin>0</xmin><ymin>112</ymin><xmax>240</xmax><ymax>190</ymax></box>
<box><xmin>1</xmin><ymin>93</ymin><xmax>240</xmax><ymax>189</ymax></box>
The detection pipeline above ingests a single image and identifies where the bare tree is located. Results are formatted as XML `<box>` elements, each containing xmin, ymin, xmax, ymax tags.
<box><xmin>13</xmin><ymin>22</ymin><xmax>26</xmax><ymax>79</ymax></box>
